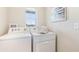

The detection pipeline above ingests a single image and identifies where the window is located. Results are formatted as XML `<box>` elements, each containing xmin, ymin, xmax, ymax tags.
<box><xmin>25</xmin><ymin>9</ymin><xmax>36</xmax><ymax>27</ymax></box>
<box><xmin>50</xmin><ymin>7</ymin><xmax>67</xmax><ymax>22</ymax></box>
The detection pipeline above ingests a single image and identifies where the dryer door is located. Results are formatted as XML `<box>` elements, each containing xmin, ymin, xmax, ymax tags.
<box><xmin>34</xmin><ymin>40</ymin><xmax>55</xmax><ymax>52</ymax></box>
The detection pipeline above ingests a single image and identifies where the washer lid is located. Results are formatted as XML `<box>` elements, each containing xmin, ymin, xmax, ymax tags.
<box><xmin>0</xmin><ymin>32</ymin><xmax>31</xmax><ymax>40</ymax></box>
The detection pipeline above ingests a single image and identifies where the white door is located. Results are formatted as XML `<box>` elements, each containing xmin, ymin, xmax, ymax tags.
<box><xmin>34</xmin><ymin>40</ymin><xmax>55</xmax><ymax>52</ymax></box>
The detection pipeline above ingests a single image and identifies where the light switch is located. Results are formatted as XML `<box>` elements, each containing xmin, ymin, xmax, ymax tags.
<box><xmin>74</xmin><ymin>23</ymin><xmax>79</xmax><ymax>31</ymax></box>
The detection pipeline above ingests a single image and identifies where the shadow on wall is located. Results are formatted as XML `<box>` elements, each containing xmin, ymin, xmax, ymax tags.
<box><xmin>0</xmin><ymin>8</ymin><xmax>8</xmax><ymax>36</ymax></box>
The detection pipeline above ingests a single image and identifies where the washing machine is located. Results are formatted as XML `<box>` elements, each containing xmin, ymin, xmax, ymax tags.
<box><xmin>31</xmin><ymin>32</ymin><xmax>56</xmax><ymax>52</ymax></box>
<box><xmin>0</xmin><ymin>27</ymin><xmax>31</xmax><ymax>52</ymax></box>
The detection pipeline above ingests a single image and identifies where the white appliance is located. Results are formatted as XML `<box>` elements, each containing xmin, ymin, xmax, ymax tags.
<box><xmin>0</xmin><ymin>26</ymin><xmax>31</xmax><ymax>52</ymax></box>
<box><xmin>31</xmin><ymin>32</ymin><xmax>56</xmax><ymax>52</ymax></box>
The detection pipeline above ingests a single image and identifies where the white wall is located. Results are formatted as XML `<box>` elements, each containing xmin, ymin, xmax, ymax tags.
<box><xmin>47</xmin><ymin>7</ymin><xmax>79</xmax><ymax>52</ymax></box>
<box><xmin>0</xmin><ymin>8</ymin><xmax>8</xmax><ymax>36</ymax></box>
<box><xmin>68</xmin><ymin>7</ymin><xmax>79</xmax><ymax>20</ymax></box>
<box><xmin>37</xmin><ymin>7</ymin><xmax>47</xmax><ymax>26</ymax></box>
<box><xmin>8</xmin><ymin>7</ymin><xmax>27</xmax><ymax>27</ymax></box>
<box><xmin>8</xmin><ymin>7</ymin><xmax>46</xmax><ymax>27</ymax></box>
